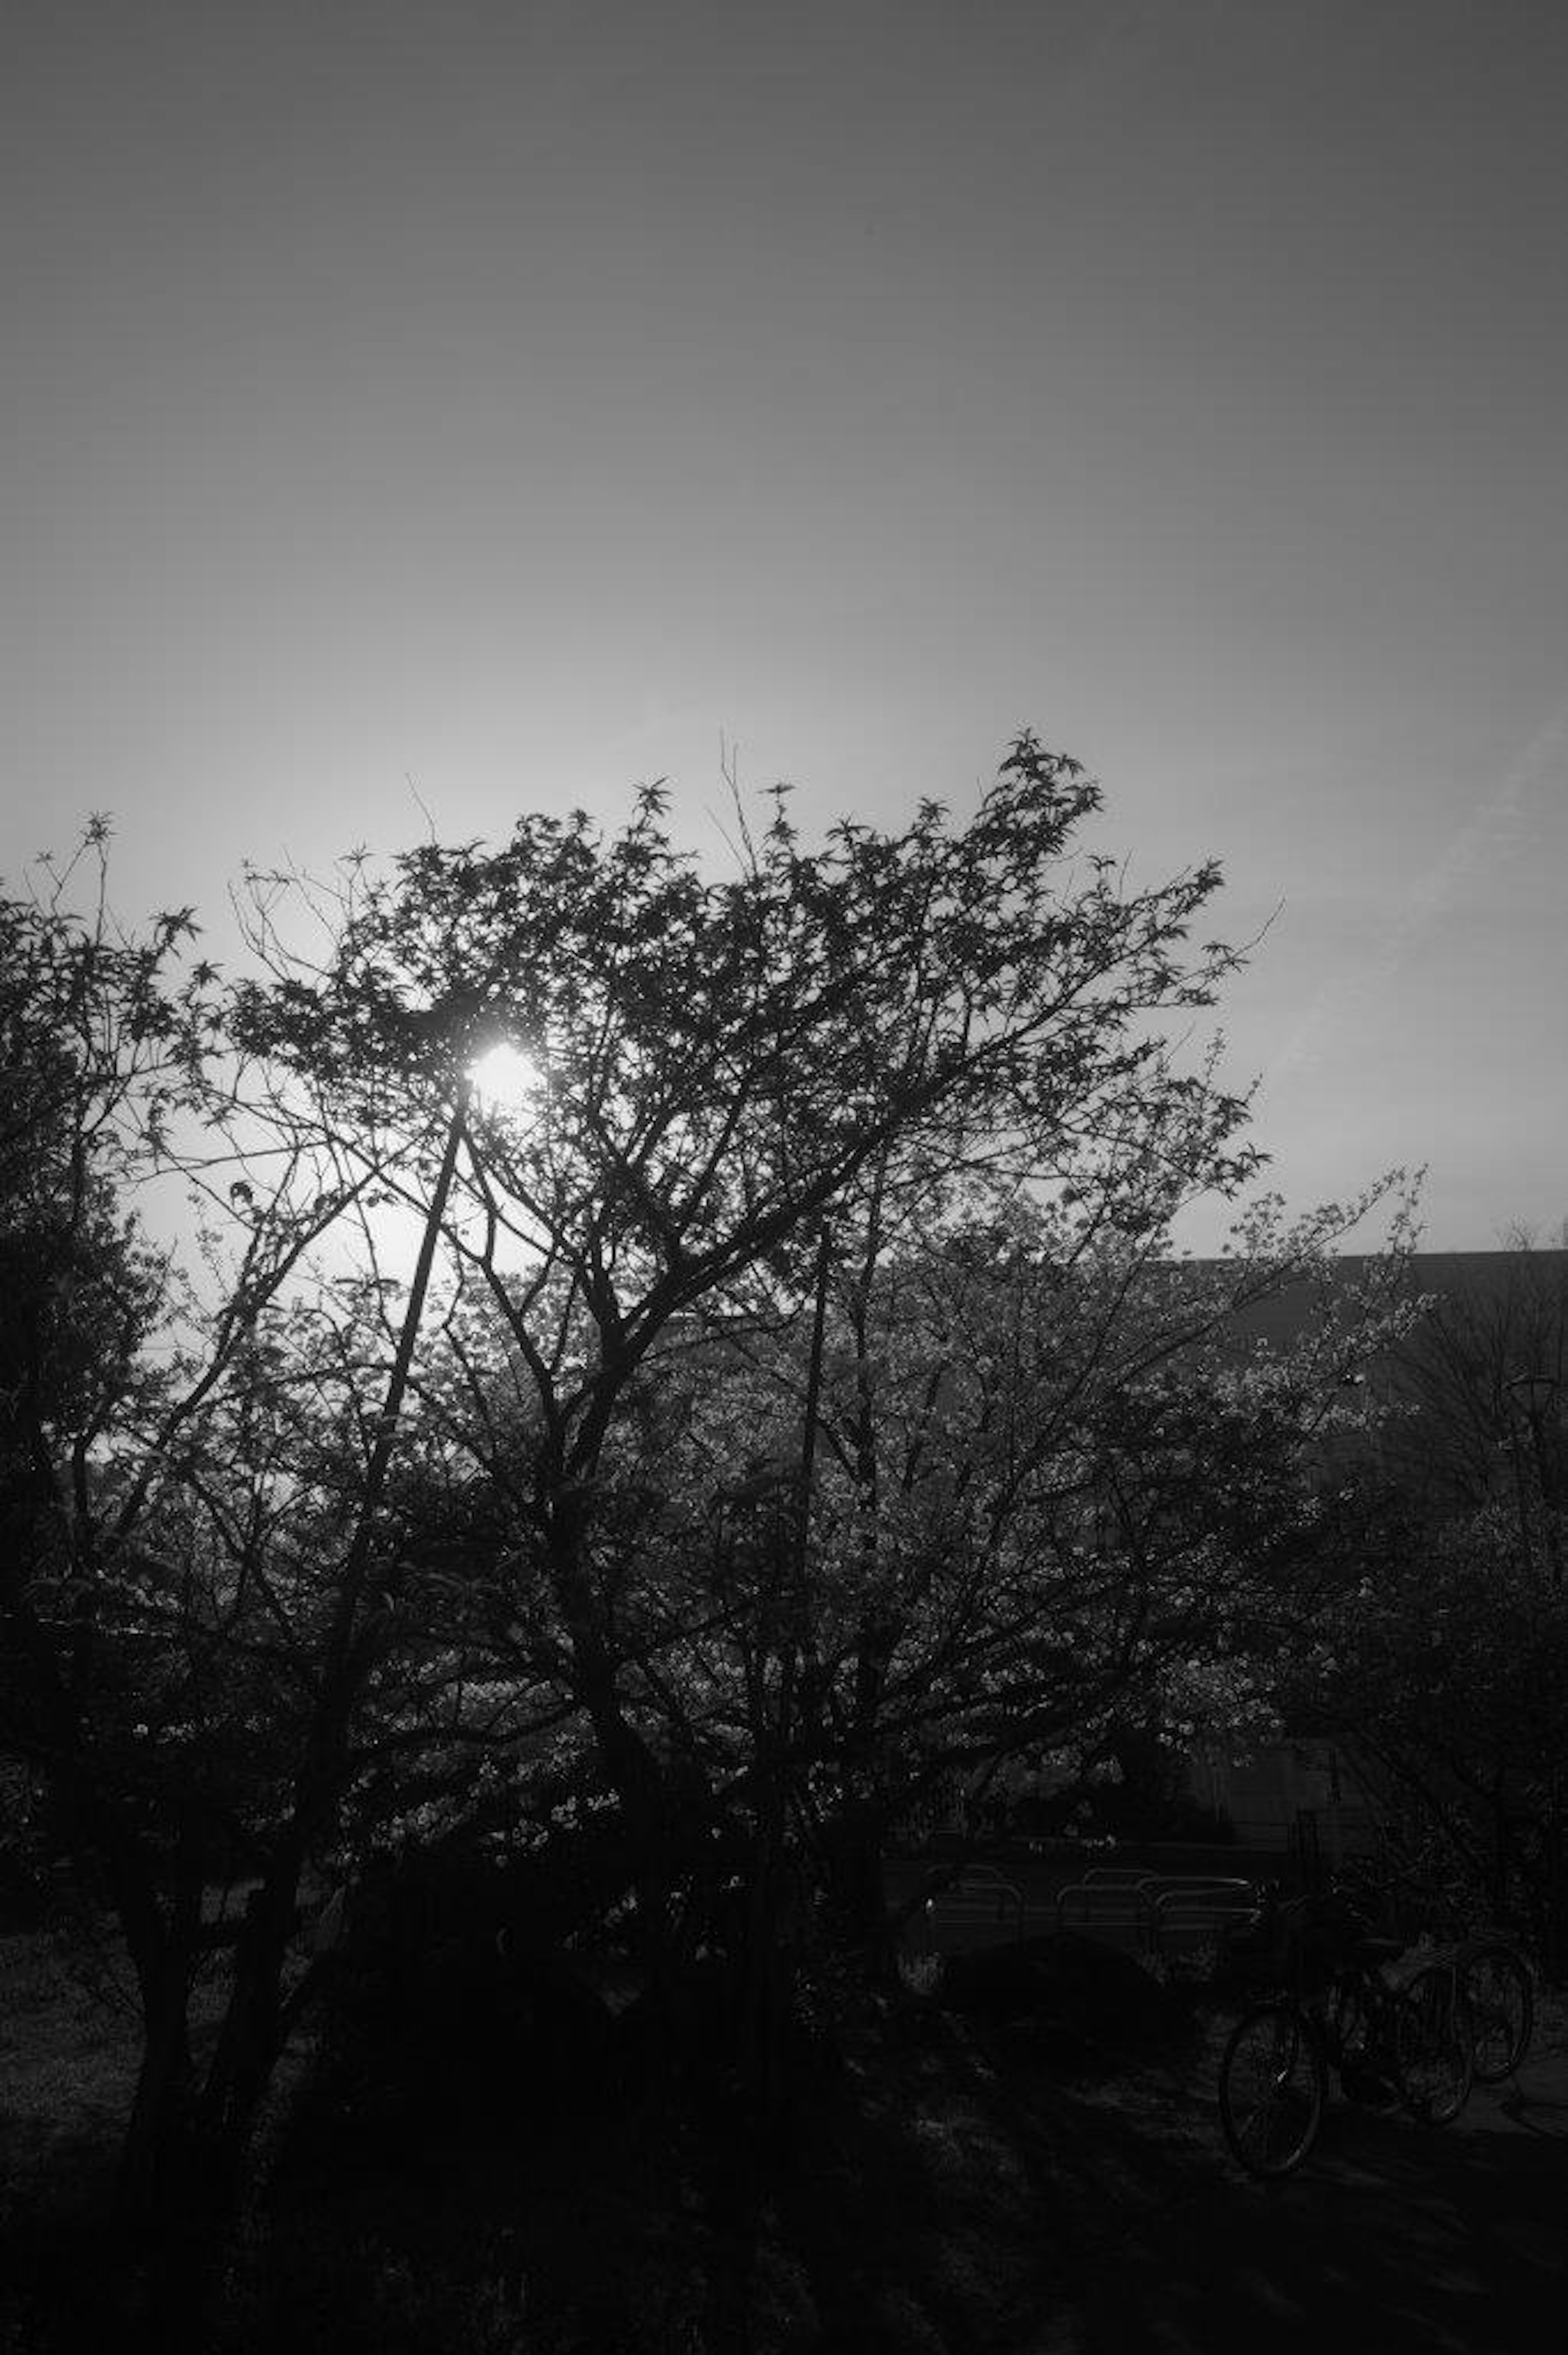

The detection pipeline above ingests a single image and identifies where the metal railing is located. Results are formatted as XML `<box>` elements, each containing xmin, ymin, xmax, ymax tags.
<box><xmin>920</xmin><ymin>1861</ymin><xmax>1027</xmax><ymax>1944</ymax></box>
<box><xmin>1055</xmin><ymin>1870</ymin><xmax>1258</xmax><ymax>1963</ymax></box>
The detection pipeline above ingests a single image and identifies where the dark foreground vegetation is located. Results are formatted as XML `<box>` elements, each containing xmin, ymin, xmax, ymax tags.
<box><xmin>2</xmin><ymin>1858</ymin><xmax>1199</xmax><ymax>2352</ymax></box>
<box><xmin>6</xmin><ymin>1880</ymin><xmax>1567</xmax><ymax>2355</ymax></box>
<box><xmin>2</xmin><ymin>736</ymin><xmax>1563</xmax><ymax>2348</ymax></box>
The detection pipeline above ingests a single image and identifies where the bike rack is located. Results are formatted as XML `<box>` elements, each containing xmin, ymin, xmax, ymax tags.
<box><xmin>1147</xmin><ymin>1878</ymin><xmax>1259</xmax><ymax>1967</ymax></box>
<box><xmin>921</xmin><ymin>1861</ymin><xmax>1027</xmax><ymax>1944</ymax></box>
<box><xmin>1055</xmin><ymin>1871</ymin><xmax>1259</xmax><ymax>1961</ymax></box>
<box><xmin>1054</xmin><ymin>1878</ymin><xmax>1159</xmax><ymax>1951</ymax></box>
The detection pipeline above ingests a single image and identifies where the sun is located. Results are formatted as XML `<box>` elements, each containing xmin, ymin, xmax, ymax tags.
<box><xmin>466</xmin><ymin>1041</ymin><xmax>539</xmax><ymax>1112</ymax></box>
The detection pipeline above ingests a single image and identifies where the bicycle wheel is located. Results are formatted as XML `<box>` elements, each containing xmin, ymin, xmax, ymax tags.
<box><xmin>1219</xmin><ymin>2001</ymin><xmax>1326</xmax><ymax>2179</ymax></box>
<box><xmin>1392</xmin><ymin>1966</ymin><xmax>1473</xmax><ymax>2125</ymax></box>
<box><xmin>1460</xmin><ymin>1940</ymin><xmax>1533</xmax><ymax>2082</ymax></box>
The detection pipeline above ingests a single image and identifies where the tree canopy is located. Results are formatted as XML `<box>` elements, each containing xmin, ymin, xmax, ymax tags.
<box><xmin>1</xmin><ymin>738</ymin><xmax>1420</xmax><ymax>2232</ymax></box>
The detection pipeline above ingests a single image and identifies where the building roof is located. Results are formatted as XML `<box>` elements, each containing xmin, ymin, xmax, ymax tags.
<box><xmin>1205</xmin><ymin>1247</ymin><xmax>1568</xmax><ymax>1361</ymax></box>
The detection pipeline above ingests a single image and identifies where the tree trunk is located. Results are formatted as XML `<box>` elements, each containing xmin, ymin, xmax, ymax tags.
<box><xmin>568</xmin><ymin>1632</ymin><xmax>702</xmax><ymax>2025</ymax></box>
<box><xmin>117</xmin><ymin>1952</ymin><xmax>235</xmax><ymax>2355</ymax></box>
<box><xmin>117</xmin><ymin>1958</ymin><xmax>198</xmax><ymax>2224</ymax></box>
<box><xmin>194</xmin><ymin>1864</ymin><xmax>302</xmax><ymax>2197</ymax></box>
<box><xmin>698</xmin><ymin>2119</ymin><xmax>763</xmax><ymax>2355</ymax></box>
<box><xmin>735</xmin><ymin>1842</ymin><xmax>786</xmax><ymax>2104</ymax></box>
<box><xmin>820</xmin><ymin>1801</ymin><xmax>896</xmax><ymax>1983</ymax></box>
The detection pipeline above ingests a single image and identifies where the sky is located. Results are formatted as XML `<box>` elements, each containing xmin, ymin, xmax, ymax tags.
<box><xmin>2</xmin><ymin>0</ymin><xmax>1565</xmax><ymax>1256</ymax></box>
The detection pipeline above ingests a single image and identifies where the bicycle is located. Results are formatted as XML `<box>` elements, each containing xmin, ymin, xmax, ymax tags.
<box><xmin>1457</xmin><ymin>1934</ymin><xmax>1534</xmax><ymax>2081</ymax></box>
<box><xmin>1336</xmin><ymin>1855</ymin><xmax>1535</xmax><ymax>2083</ymax></box>
<box><xmin>1218</xmin><ymin>1889</ymin><xmax>1474</xmax><ymax>2179</ymax></box>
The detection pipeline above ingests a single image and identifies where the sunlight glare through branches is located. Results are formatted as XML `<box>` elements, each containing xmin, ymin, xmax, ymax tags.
<box><xmin>467</xmin><ymin>1040</ymin><xmax>539</xmax><ymax>1113</ymax></box>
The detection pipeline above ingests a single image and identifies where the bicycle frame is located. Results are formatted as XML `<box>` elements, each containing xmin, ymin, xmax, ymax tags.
<box><xmin>1322</xmin><ymin>1948</ymin><xmax>1457</xmax><ymax>2087</ymax></box>
<box><xmin>1219</xmin><ymin>1895</ymin><xmax>1474</xmax><ymax>2176</ymax></box>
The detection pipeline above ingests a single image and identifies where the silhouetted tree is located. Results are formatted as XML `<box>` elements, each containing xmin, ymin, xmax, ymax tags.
<box><xmin>228</xmin><ymin>737</ymin><xmax>1413</xmax><ymax>2063</ymax></box>
<box><xmin>0</xmin><ymin>833</ymin><xmax>552</xmax><ymax>2272</ymax></box>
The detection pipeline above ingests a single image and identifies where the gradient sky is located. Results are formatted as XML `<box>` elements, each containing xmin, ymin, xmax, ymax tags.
<box><xmin>3</xmin><ymin>0</ymin><xmax>1564</xmax><ymax>1253</ymax></box>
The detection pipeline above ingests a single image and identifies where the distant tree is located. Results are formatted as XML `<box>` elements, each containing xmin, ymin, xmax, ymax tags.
<box><xmin>1379</xmin><ymin>1229</ymin><xmax>1567</xmax><ymax>1531</ymax></box>
<box><xmin>1291</xmin><ymin>1236</ymin><xmax>1568</xmax><ymax>1967</ymax></box>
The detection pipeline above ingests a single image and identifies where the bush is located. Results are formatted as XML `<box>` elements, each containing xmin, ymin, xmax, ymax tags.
<box><xmin>311</xmin><ymin>1839</ymin><xmax>624</xmax><ymax>2128</ymax></box>
<box><xmin>940</xmin><ymin>1930</ymin><xmax>1183</xmax><ymax>2053</ymax></box>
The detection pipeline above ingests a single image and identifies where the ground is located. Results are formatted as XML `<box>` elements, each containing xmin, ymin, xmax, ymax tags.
<box><xmin>2</xmin><ymin>1911</ymin><xmax>1565</xmax><ymax>2353</ymax></box>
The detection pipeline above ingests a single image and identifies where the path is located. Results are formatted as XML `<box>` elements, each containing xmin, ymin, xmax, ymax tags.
<box><xmin>1050</xmin><ymin>2036</ymin><xmax>1568</xmax><ymax>2353</ymax></box>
